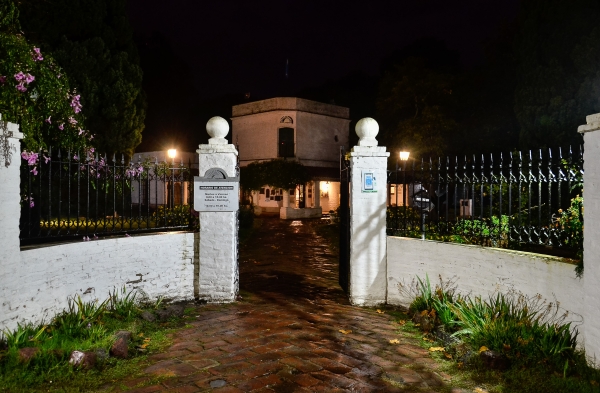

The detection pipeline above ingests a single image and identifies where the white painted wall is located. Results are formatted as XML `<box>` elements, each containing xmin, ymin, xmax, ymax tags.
<box><xmin>386</xmin><ymin>237</ymin><xmax>584</xmax><ymax>322</ymax></box>
<box><xmin>0</xmin><ymin>117</ymin><xmax>203</xmax><ymax>334</ymax></box>
<box><xmin>1</xmin><ymin>232</ymin><xmax>197</xmax><ymax>333</ymax></box>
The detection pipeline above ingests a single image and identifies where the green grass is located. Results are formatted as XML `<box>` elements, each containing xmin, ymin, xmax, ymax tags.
<box><xmin>0</xmin><ymin>288</ymin><xmax>191</xmax><ymax>393</ymax></box>
<box><xmin>395</xmin><ymin>275</ymin><xmax>600</xmax><ymax>393</ymax></box>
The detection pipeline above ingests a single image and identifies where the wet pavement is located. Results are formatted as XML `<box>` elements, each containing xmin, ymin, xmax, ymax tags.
<box><xmin>108</xmin><ymin>218</ymin><xmax>455</xmax><ymax>392</ymax></box>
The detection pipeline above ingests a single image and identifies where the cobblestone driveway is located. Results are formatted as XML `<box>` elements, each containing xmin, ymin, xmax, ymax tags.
<box><xmin>112</xmin><ymin>218</ymin><xmax>454</xmax><ymax>393</ymax></box>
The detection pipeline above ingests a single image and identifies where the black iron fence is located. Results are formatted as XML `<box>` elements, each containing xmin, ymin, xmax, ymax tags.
<box><xmin>19</xmin><ymin>148</ymin><xmax>198</xmax><ymax>246</ymax></box>
<box><xmin>387</xmin><ymin>146</ymin><xmax>583</xmax><ymax>257</ymax></box>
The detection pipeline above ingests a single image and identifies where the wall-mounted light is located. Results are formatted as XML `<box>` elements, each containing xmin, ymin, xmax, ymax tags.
<box><xmin>167</xmin><ymin>149</ymin><xmax>177</xmax><ymax>159</ymax></box>
<box><xmin>320</xmin><ymin>181</ymin><xmax>329</xmax><ymax>198</ymax></box>
<box><xmin>399</xmin><ymin>151</ymin><xmax>410</xmax><ymax>161</ymax></box>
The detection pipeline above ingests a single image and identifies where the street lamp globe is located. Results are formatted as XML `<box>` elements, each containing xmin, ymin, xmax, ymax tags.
<box><xmin>399</xmin><ymin>151</ymin><xmax>410</xmax><ymax>161</ymax></box>
<box><xmin>167</xmin><ymin>149</ymin><xmax>177</xmax><ymax>159</ymax></box>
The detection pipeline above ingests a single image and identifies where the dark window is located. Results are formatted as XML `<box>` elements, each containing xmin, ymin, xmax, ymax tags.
<box><xmin>278</xmin><ymin>128</ymin><xmax>294</xmax><ymax>158</ymax></box>
<box><xmin>266</xmin><ymin>188</ymin><xmax>270</xmax><ymax>198</ymax></box>
<box><xmin>260</xmin><ymin>187</ymin><xmax>265</xmax><ymax>195</ymax></box>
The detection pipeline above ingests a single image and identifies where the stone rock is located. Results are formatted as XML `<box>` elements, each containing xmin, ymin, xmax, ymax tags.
<box><xmin>18</xmin><ymin>347</ymin><xmax>39</xmax><ymax>363</ymax></box>
<box><xmin>210</xmin><ymin>380</ymin><xmax>227</xmax><ymax>388</ymax></box>
<box><xmin>156</xmin><ymin>309</ymin><xmax>172</xmax><ymax>321</ymax></box>
<box><xmin>111</xmin><ymin>337</ymin><xmax>128</xmax><ymax>359</ymax></box>
<box><xmin>114</xmin><ymin>330</ymin><xmax>132</xmax><ymax>341</ymax></box>
<box><xmin>480</xmin><ymin>350</ymin><xmax>510</xmax><ymax>371</ymax></box>
<box><xmin>166</xmin><ymin>304</ymin><xmax>185</xmax><ymax>318</ymax></box>
<box><xmin>110</xmin><ymin>332</ymin><xmax>131</xmax><ymax>359</ymax></box>
<box><xmin>69</xmin><ymin>350</ymin><xmax>97</xmax><ymax>369</ymax></box>
<box><xmin>141</xmin><ymin>310</ymin><xmax>156</xmax><ymax>322</ymax></box>
<box><xmin>69</xmin><ymin>350</ymin><xmax>85</xmax><ymax>366</ymax></box>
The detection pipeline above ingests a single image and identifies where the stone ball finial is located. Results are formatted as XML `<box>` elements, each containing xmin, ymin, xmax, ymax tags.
<box><xmin>206</xmin><ymin>116</ymin><xmax>229</xmax><ymax>144</ymax></box>
<box><xmin>355</xmin><ymin>117</ymin><xmax>379</xmax><ymax>147</ymax></box>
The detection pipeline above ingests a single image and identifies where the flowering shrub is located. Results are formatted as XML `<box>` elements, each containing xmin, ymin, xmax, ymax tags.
<box><xmin>0</xmin><ymin>2</ymin><xmax>92</xmax><ymax>152</ymax></box>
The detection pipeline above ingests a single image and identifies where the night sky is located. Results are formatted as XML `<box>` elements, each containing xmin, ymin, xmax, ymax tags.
<box><xmin>126</xmin><ymin>0</ymin><xmax>520</xmax><ymax>151</ymax></box>
<box><xmin>127</xmin><ymin>0</ymin><xmax>520</xmax><ymax>99</ymax></box>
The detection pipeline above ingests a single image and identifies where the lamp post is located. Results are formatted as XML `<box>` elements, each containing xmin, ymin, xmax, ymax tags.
<box><xmin>167</xmin><ymin>149</ymin><xmax>176</xmax><ymax>208</ymax></box>
<box><xmin>399</xmin><ymin>151</ymin><xmax>410</xmax><ymax>234</ymax></box>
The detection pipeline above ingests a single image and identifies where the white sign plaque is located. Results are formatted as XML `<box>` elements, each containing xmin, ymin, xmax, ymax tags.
<box><xmin>194</xmin><ymin>181</ymin><xmax>239</xmax><ymax>212</ymax></box>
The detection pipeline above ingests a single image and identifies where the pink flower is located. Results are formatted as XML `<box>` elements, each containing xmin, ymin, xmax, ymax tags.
<box><xmin>16</xmin><ymin>83</ymin><xmax>27</xmax><ymax>92</ymax></box>
<box><xmin>73</xmin><ymin>154</ymin><xmax>79</xmax><ymax>161</ymax></box>
<box><xmin>78</xmin><ymin>128</ymin><xmax>84</xmax><ymax>135</ymax></box>
<box><xmin>58</xmin><ymin>124</ymin><xmax>64</xmax><ymax>130</ymax></box>
<box><xmin>45</xmin><ymin>116</ymin><xmax>51</xmax><ymax>124</ymax></box>
<box><xmin>43</xmin><ymin>155</ymin><xmax>50</xmax><ymax>164</ymax></box>
<box><xmin>32</xmin><ymin>48</ymin><xmax>43</xmax><ymax>62</ymax></box>
<box><xmin>70</xmin><ymin>95</ymin><xmax>82</xmax><ymax>113</ymax></box>
<box><xmin>30</xmin><ymin>166</ymin><xmax>38</xmax><ymax>176</ymax></box>
<box><xmin>28</xmin><ymin>196</ymin><xmax>34</xmax><ymax>208</ymax></box>
<box><xmin>0</xmin><ymin>76</ymin><xmax>6</xmax><ymax>84</ymax></box>
<box><xmin>14</xmin><ymin>72</ymin><xmax>34</xmax><ymax>84</ymax></box>
<box><xmin>68</xmin><ymin>116</ymin><xmax>77</xmax><ymax>125</ymax></box>
<box><xmin>21</xmin><ymin>151</ymin><xmax>39</xmax><ymax>166</ymax></box>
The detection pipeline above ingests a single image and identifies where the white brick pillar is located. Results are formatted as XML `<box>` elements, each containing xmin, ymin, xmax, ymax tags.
<box><xmin>578</xmin><ymin>113</ymin><xmax>600</xmax><ymax>361</ymax></box>
<box><xmin>0</xmin><ymin>116</ymin><xmax>22</xmax><ymax>263</ymax></box>
<box><xmin>0</xmin><ymin>116</ymin><xmax>23</xmax><ymax>329</ymax></box>
<box><xmin>314</xmin><ymin>181</ymin><xmax>320</xmax><ymax>208</ymax></box>
<box><xmin>197</xmin><ymin>117</ymin><xmax>239</xmax><ymax>302</ymax></box>
<box><xmin>349</xmin><ymin>118</ymin><xmax>390</xmax><ymax>306</ymax></box>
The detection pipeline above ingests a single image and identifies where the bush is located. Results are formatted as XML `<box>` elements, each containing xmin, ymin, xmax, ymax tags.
<box><xmin>451</xmin><ymin>215</ymin><xmax>510</xmax><ymax>247</ymax></box>
<box><xmin>409</xmin><ymin>275</ymin><xmax>581</xmax><ymax>374</ymax></box>
<box><xmin>152</xmin><ymin>205</ymin><xmax>197</xmax><ymax>229</ymax></box>
<box><xmin>0</xmin><ymin>1</ymin><xmax>91</xmax><ymax>152</ymax></box>
<box><xmin>557</xmin><ymin>195</ymin><xmax>584</xmax><ymax>276</ymax></box>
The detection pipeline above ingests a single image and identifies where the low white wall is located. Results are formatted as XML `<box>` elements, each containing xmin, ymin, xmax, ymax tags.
<box><xmin>387</xmin><ymin>237</ymin><xmax>584</xmax><ymax>321</ymax></box>
<box><xmin>1</xmin><ymin>232</ymin><xmax>197</xmax><ymax>332</ymax></box>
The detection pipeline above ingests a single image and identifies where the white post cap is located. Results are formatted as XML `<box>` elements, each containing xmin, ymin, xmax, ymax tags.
<box><xmin>206</xmin><ymin>116</ymin><xmax>229</xmax><ymax>145</ymax></box>
<box><xmin>355</xmin><ymin>117</ymin><xmax>379</xmax><ymax>146</ymax></box>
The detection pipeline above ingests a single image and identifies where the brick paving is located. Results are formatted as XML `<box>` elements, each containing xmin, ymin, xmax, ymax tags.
<box><xmin>106</xmin><ymin>218</ymin><xmax>458</xmax><ymax>392</ymax></box>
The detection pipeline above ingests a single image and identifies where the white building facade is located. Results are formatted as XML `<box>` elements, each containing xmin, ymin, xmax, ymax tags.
<box><xmin>232</xmin><ymin>97</ymin><xmax>350</xmax><ymax>218</ymax></box>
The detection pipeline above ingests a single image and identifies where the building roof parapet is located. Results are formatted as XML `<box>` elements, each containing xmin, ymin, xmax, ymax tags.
<box><xmin>232</xmin><ymin>97</ymin><xmax>349</xmax><ymax>119</ymax></box>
